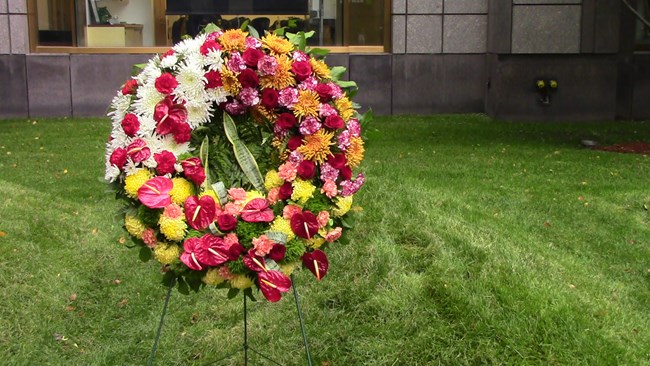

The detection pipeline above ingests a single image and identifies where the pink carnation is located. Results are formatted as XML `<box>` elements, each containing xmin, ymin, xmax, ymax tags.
<box><xmin>252</xmin><ymin>235</ymin><xmax>275</xmax><ymax>257</ymax></box>
<box><xmin>142</xmin><ymin>228</ymin><xmax>157</xmax><ymax>248</ymax></box>
<box><xmin>163</xmin><ymin>203</ymin><xmax>184</xmax><ymax>219</ymax></box>
<box><xmin>339</xmin><ymin>173</ymin><xmax>365</xmax><ymax>197</ymax></box>
<box><xmin>278</xmin><ymin>87</ymin><xmax>299</xmax><ymax>108</ymax></box>
<box><xmin>228</xmin><ymin>188</ymin><xmax>247</xmax><ymax>205</ymax></box>
<box><xmin>239</xmin><ymin>87</ymin><xmax>260</xmax><ymax>107</ymax></box>
<box><xmin>338</xmin><ymin>130</ymin><xmax>351</xmax><ymax>151</ymax></box>
<box><xmin>319</xmin><ymin>104</ymin><xmax>338</xmax><ymax>118</ymax></box>
<box><xmin>283</xmin><ymin>204</ymin><xmax>302</xmax><ymax>220</ymax></box>
<box><xmin>317</xmin><ymin>211</ymin><xmax>330</xmax><ymax>227</ymax></box>
<box><xmin>328</xmin><ymin>82</ymin><xmax>344</xmax><ymax>98</ymax></box>
<box><xmin>321</xmin><ymin>179</ymin><xmax>338</xmax><ymax>198</ymax></box>
<box><xmin>298</xmin><ymin>76</ymin><xmax>318</xmax><ymax>91</ymax></box>
<box><xmin>227</xmin><ymin>52</ymin><xmax>247</xmax><ymax>72</ymax></box>
<box><xmin>278</xmin><ymin>162</ymin><xmax>298</xmax><ymax>182</ymax></box>
<box><xmin>347</xmin><ymin>118</ymin><xmax>361</xmax><ymax>137</ymax></box>
<box><xmin>267</xmin><ymin>187</ymin><xmax>280</xmax><ymax>204</ymax></box>
<box><xmin>292</xmin><ymin>50</ymin><xmax>309</xmax><ymax>62</ymax></box>
<box><xmin>223</xmin><ymin>233</ymin><xmax>239</xmax><ymax>249</ymax></box>
<box><xmin>319</xmin><ymin>163</ymin><xmax>339</xmax><ymax>182</ymax></box>
<box><xmin>245</xmin><ymin>36</ymin><xmax>262</xmax><ymax>49</ymax></box>
<box><xmin>288</xmin><ymin>150</ymin><xmax>304</xmax><ymax>164</ymax></box>
<box><xmin>299</xmin><ymin>117</ymin><xmax>322</xmax><ymax>135</ymax></box>
<box><xmin>325</xmin><ymin>227</ymin><xmax>342</xmax><ymax>243</ymax></box>
<box><xmin>258</xmin><ymin>55</ymin><xmax>278</xmax><ymax>76</ymax></box>
<box><xmin>223</xmin><ymin>202</ymin><xmax>243</xmax><ymax>216</ymax></box>
<box><xmin>224</xmin><ymin>99</ymin><xmax>246</xmax><ymax>115</ymax></box>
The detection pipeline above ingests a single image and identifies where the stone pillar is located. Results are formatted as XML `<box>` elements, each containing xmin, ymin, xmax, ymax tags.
<box><xmin>7</xmin><ymin>0</ymin><xmax>28</xmax><ymax>54</ymax></box>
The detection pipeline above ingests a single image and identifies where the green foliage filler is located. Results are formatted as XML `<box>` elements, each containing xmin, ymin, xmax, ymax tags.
<box><xmin>0</xmin><ymin>116</ymin><xmax>649</xmax><ymax>365</ymax></box>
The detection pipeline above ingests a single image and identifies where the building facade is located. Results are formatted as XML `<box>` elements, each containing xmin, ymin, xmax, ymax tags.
<box><xmin>1</xmin><ymin>0</ymin><xmax>649</xmax><ymax>121</ymax></box>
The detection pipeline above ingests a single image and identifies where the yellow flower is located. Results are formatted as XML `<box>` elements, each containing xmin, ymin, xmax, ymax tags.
<box><xmin>270</xmin><ymin>216</ymin><xmax>295</xmax><ymax>241</ymax></box>
<box><xmin>124</xmin><ymin>213</ymin><xmax>146</xmax><ymax>238</ymax></box>
<box><xmin>309</xmin><ymin>58</ymin><xmax>330</xmax><ymax>80</ymax></box>
<box><xmin>306</xmin><ymin>237</ymin><xmax>325</xmax><ymax>249</ymax></box>
<box><xmin>154</xmin><ymin>243</ymin><xmax>181</xmax><ymax>265</ymax></box>
<box><xmin>264</xmin><ymin>170</ymin><xmax>284</xmax><ymax>190</ymax></box>
<box><xmin>334</xmin><ymin>95</ymin><xmax>354</xmax><ymax>121</ymax></box>
<box><xmin>230</xmin><ymin>274</ymin><xmax>254</xmax><ymax>289</ymax></box>
<box><xmin>245</xmin><ymin>190</ymin><xmax>266</xmax><ymax>204</ymax></box>
<box><xmin>332</xmin><ymin>196</ymin><xmax>353</xmax><ymax>217</ymax></box>
<box><xmin>260</xmin><ymin>55</ymin><xmax>295</xmax><ymax>90</ymax></box>
<box><xmin>293</xmin><ymin>90</ymin><xmax>320</xmax><ymax>119</ymax></box>
<box><xmin>199</xmin><ymin>189</ymin><xmax>219</xmax><ymax>204</ymax></box>
<box><xmin>220</xmin><ymin>66</ymin><xmax>242</xmax><ymax>95</ymax></box>
<box><xmin>279</xmin><ymin>262</ymin><xmax>300</xmax><ymax>276</ymax></box>
<box><xmin>345</xmin><ymin>136</ymin><xmax>365</xmax><ymax>168</ymax></box>
<box><xmin>170</xmin><ymin>177</ymin><xmax>194</xmax><ymax>205</ymax></box>
<box><xmin>297</xmin><ymin>129</ymin><xmax>334</xmax><ymax>164</ymax></box>
<box><xmin>291</xmin><ymin>179</ymin><xmax>316</xmax><ymax>205</ymax></box>
<box><xmin>262</xmin><ymin>33</ymin><xmax>294</xmax><ymax>55</ymax></box>
<box><xmin>124</xmin><ymin>169</ymin><xmax>152</xmax><ymax>198</ymax></box>
<box><xmin>203</xmin><ymin>268</ymin><xmax>226</xmax><ymax>285</ymax></box>
<box><xmin>158</xmin><ymin>217</ymin><xmax>187</xmax><ymax>241</ymax></box>
<box><xmin>219</xmin><ymin>29</ymin><xmax>248</xmax><ymax>52</ymax></box>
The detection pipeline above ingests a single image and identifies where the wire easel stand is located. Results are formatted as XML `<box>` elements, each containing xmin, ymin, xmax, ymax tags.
<box><xmin>147</xmin><ymin>274</ymin><xmax>314</xmax><ymax>366</ymax></box>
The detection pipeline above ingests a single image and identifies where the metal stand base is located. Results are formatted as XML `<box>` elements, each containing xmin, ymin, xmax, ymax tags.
<box><xmin>148</xmin><ymin>274</ymin><xmax>313</xmax><ymax>366</ymax></box>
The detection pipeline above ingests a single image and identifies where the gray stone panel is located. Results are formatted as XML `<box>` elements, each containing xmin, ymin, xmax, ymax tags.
<box><xmin>0</xmin><ymin>15</ymin><xmax>9</xmax><ymax>54</ymax></box>
<box><xmin>349</xmin><ymin>54</ymin><xmax>391</xmax><ymax>115</ymax></box>
<box><xmin>0</xmin><ymin>0</ymin><xmax>7</xmax><ymax>13</ymax></box>
<box><xmin>0</xmin><ymin>54</ymin><xmax>27</xmax><ymax>118</ymax></box>
<box><xmin>443</xmin><ymin>15</ymin><xmax>487</xmax><ymax>53</ymax></box>
<box><xmin>26</xmin><ymin>55</ymin><xmax>72</xmax><ymax>117</ymax></box>
<box><xmin>9</xmin><ymin>14</ymin><xmax>28</xmax><ymax>54</ymax></box>
<box><xmin>7</xmin><ymin>0</ymin><xmax>25</xmax><ymax>13</ymax></box>
<box><xmin>393</xmin><ymin>0</ymin><xmax>406</xmax><ymax>14</ymax></box>
<box><xmin>486</xmin><ymin>55</ymin><xmax>617</xmax><ymax>121</ymax></box>
<box><xmin>71</xmin><ymin>54</ymin><xmax>153</xmax><ymax>117</ymax></box>
<box><xmin>408</xmin><ymin>0</ymin><xmax>443</xmax><ymax>14</ymax></box>
<box><xmin>324</xmin><ymin>53</ymin><xmax>349</xmax><ymax>76</ymax></box>
<box><xmin>487</xmin><ymin>0</ymin><xmax>511</xmax><ymax>54</ymax></box>
<box><xmin>514</xmin><ymin>0</ymin><xmax>580</xmax><ymax>3</ymax></box>
<box><xmin>512</xmin><ymin>5</ymin><xmax>581</xmax><ymax>54</ymax></box>
<box><xmin>444</xmin><ymin>0</ymin><xmax>488</xmax><ymax>14</ymax></box>
<box><xmin>631</xmin><ymin>54</ymin><xmax>650</xmax><ymax>119</ymax></box>
<box><xmin>406</xmin><ymin>15</ymin><xmax>442</xmax><ymax>53</ymax></box>
<box><xmin>593</xmin><ymin>0</ymin><xmax>620</xmax><ymax>53</ymax></box>
<box><xmin>392</xmin><ymin>54</ymin><xmax>486</xmax><ymax>114</ymax></box>
<box><xmin>392</xmin><ymin>15</ymin><xmax>406</xmax><ymax>54</ymax></box>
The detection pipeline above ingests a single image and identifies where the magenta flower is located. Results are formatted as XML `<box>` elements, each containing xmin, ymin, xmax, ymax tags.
<box><xmin>302</xmin><ymin>250</ymin><xmax>329</xmax><ymax>281</ymax></box>
<box><xmin>181</xmin><ymin>157</ymin><xmax>206</xmax><ymax>186</ymax></box>
<box><xmin>240</xmin><ymin>198</ymin><xmax>274</xmax><ymax>223</ymax></box>
<box><xmin>138</xmin><ymin>176</ymin><xmax>173</xmax><ymax>208</ymax></box>
<box><xmin>258</xmin><ymin>270</ymin><xmax>292</xmax><ymax>302</ymax></box>
<box><xmin>290</xmin><ymin>210</ymin><xmax>319</xmax><ymax>239</ymax></box>
<box><xmin>180</xmin><ymin>237</ymin><xmax>203</xmax><ymax>271</ymax></box>
<box><xmin>126</xmin><ymin>139</ymin><xmax>150</xmax><ymax>163</ymax></box>
<box><xmin>184</xmin><ymin>195</ymin><xmax>217</xmax><ymax>230</ymax></box>
<box><xmin>196</xmin><ymin>234</ymin><xmax>230</xmax><ymax>266</ymax></box>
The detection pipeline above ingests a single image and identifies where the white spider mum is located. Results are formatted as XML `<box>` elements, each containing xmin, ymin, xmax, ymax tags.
<box><xmin>203</xmin><ymin>49</ymin><xmax>224</xmax><ymax>71</ymax></box>
<box><xmin>173</xmin><ymin>34</ymin><xmax>206</xmax><ymax>58</ymax></box>
<box><xmin>135</xmin><ymin>59</ymin><xmax>162</xmax><ymax>84</ymax></box>
<box><xmin>108</xmin><ymin>92</ymin><xmax>132</xmax><ymax>121</ymax></box>
<box><xmin>174</xmin><ymin>59</ymin><xmax>208</xmax><ymax>102</ymax></box>
<box><xmin>158</xmin><ymin>134</ymin><xmax>191</xmax><ymax>157</ymax></box>
<box><xmin>160</xmin><ymin>53</ymin><xmax>179</xmax><ymax>69</ymax></box>
<box><xmin>185</xmin><ymin>99</ymin><xmax>214</xmax><ymax>127</ymax></box>
<box><xmin>206</xmin><ymin>87</ymin><xmax>230</xmax><ymax>105</ymax></box>
<box><xmin>133</xmin><ymin>84</ymin><xmax>165</xmax><ymax>118</ymax></box>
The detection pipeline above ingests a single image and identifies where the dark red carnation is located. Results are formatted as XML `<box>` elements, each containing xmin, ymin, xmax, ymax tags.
<box><xmin>121</xmin><ymin>113</ymin><xmax>140</xmax><ymax>136</ymax></box>
<box><xmin>315</xmin><ymin>83</ymin><xmax>333</xmax><ymax>102</ymax></box>
<box><xmin>287</xmin><ymin>135</ymin><xmax>303</xmax><ymax>150</ymax></box>
<box><xmin>161</xmin><ymin>49</ymin><xmax>174</xmax><ymax>58</ymax></box>
<box><xmin>276</xmin><ymin>113</ymin><xmax>297</xmax><ymax>129</ymax></box>
<box><xmin>324</xmin><ymin>115</ymin><xmax>344</xmax><ymax>130</ymax></box>
<box><xmin>242</xmin><ymin>47</ymin><xmax>264</xmax><ymax>67</ymax></box>
<box><xmin>278</xmin><ymin>182</ymin><xmax>293</xmax><ymax>200</ymax></box>
<box><xmin>327</xmin><ymin>153</ymin><xmax>347</xmax><ymax>170</ymax></box>
<box><xmin>173</xmin><ymin>122</ymin><xmax>192</xmax><ymax>144</ymax></box>
<box><xmin>205</xmin><ymin>70</ymin><xmax>223</xmax><ymax>89</ymax></box>
<box><xmin>217</xmin><ymin>214</ymin><xmax>238</xmax><ymax>231</ymax></box>
<box><xmin>340</xmin><ymin>166</ymin><xmax>352</xmax><ymax>181</ymax></box>
<box><xmin>200</xmin><ymin>39</ymin><xmax>221</xmax><ymax>55</ymax></box>
<box><xmin>297</xmin><ymin>160</ymin><xmax>316</xmax><ymax>180</ymax></box>
<box><xmin>154</xmin><ymin>150</ymin><xmax>176</xmax><ymax>175</ymax></box>
<box><xmin>261</xmin><ymin>88</ymin><xmax>279</xmax><ymax>109</ymax></box>
<box><xmin>181</xmin><ymin>157</ymin><xmax>206</xmax><ymax>185</ymax></box>
<box><xmin>109</xmin><ymin>147</ymin><xmax>127</xmax><ymax>168</ymax></box>
<box><xmin>291</xmin><ymin>61</ymin><xmax>312</xmax><ymax>81</ymax></box>
<box><xmin>121</xmin><ymin>79</ymin><xmax>138</xmax><ymax>95</ymax></box>
<box><xmin>238</xmin><ymin>68</ymin><xmax>259</xmax><ymax>88</ymax></box>
<box><xmin>155</xmin><ymin>73</ymin><xmax>178</xmax><ymax>94</ymax></box>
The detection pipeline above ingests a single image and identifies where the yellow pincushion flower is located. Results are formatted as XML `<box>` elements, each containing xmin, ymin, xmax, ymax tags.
<box><xmin>230</xmin><ymin>275</ymin><xmax>254</xmax><ymax>289</ymax></box>
<box><xmin>291</xmin><ymin>179</ymin><xmax>316</xmax><ymax>205</ymax></box>
<box><xmin>124</xmin><ymin>169</ymin><xmax>153</xmax><ymax>198</ymax></box>
<box><xmin>158</xmin><ymin>217</ymin><xmax>187</xmax><ymax>241</ymax></box>
<box><xmin>306</xmin><ymin>237</ymin><xmax>326</xmax><ymax>249</ymax></box>
<box><xmin>345</xmin><ymin>136</ymin><xmax>365</xmax><ymax>168</ymax></box>
<box><xmin>309</xmin><ymin>57</ymin><xmax>330</xmax><ymax>80</ymax></box>
<box><xmin>170</xmin><ymin>177</ymin><xmax>194</xmax><ymax>205</ymax></box>
<box><xmin>334</xmin><ymin>95</ymin><xmax>355</xmax><ymax>121</ymax></box>
<box><xmin>270</xmin><ymin>216</ymin><xmax>295</xmax><ymax>241</ymax></box>
<box><xmin>297</xmin><ymin>130</ymin><xmax>334</xmax><ymax>164</ymax></box>
<box><xmin>153</xmin><ymin>243</ymin><xmax>181</xmax><ymax>265</ymax></box>
<box><xmin>332</xmin><ymin>196</ymin><xmax>353</xmax><ymax>217</ymax></box>
<box><xmin>264</xmin><ymin>170</ymin><xmax>284</xmax><ymax>190</ymax></box>
<box><xmin>279</xmin><ymin>262</ymin><xmax>300</xmax><ymax>276</ymax></box>
<box><xmin>124</xmin><ymin>214</ymin><xmax>146</xmax><ymax>238</ymax></box>
<box><xmin>262</xmin><ymin>33</ymin><xmax>294</xmax><ymax>55</ymax></box>
<box><xmin>202</xmin><ymin>268</ymin><xmax>226</xmax><ymax>285</ymax></box>
<box><xmin>293</xmin><ymin>90</ymin><xmax>320</xmax><ymax>119</ymax></box>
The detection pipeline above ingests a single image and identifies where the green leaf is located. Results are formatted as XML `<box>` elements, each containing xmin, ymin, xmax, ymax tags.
<box><xmin>138</xmin><ymin>246</ymin><xmax>152</xmax><ymax>262</ymax></box>
<box><xmin>200</xmin><ymin>135</ymin><xmax>210</xmax><ymax>187</ymax></box>
<box><xmin>203</xmin><ymin>23</ymin><xmax>220</xmax><ymax>34</ymax></box>
<box><xmin>336</xmin><ymin>80</ymin><xmax>358</xmax><ymax>89</ymax></box>
<box><xmin>227</xmin><ymin>287</ymin><xmax>240</xmax><ymax>299</ymax></box>
<box><xmin>161</xmin><ymin>271</ymin><xmax>176</xmax><ymax>287</ymax></box>
<box><xmin>223</xmin><ymin>113</ymin><xmax>265</xmax><ymax>191</ymax></box>
<box><xmin>187</xmin><ymin>276</ymin><xmax>203</xmax><ymax>292</ymax></box>
<box><xmin>274</xmin><ymin>27</ymin><xmax>286</xmax><ymax>37</ymax></box>
<box><xmin>329</xmin><ymin>66</ymin><xmax>347</xmax><ymax>81</ymax></box>
<box><xmin>131</xmin><ymin>63</ymin><xmax>146</xmax><ymax>76</ymax></box>
<box><xmin>177</xmin><ymin>278</ymin><xmax>190</xmax><ymax>295</ymax></box>
<box><xmin>265</xmin><ymin>259</ymin><xmax>281</xmax><ymax>271</ymax></box>
<box><xmin>240</xmin><ymin>19</ymin><xmax>250</xmax><ymax>31</ymax></box>
<box><xmin>244</xmin><ymin>288</ymin><xmax>257</xmax><ymax>302</ymax></box>
<box><xmin>212</xmin><ymin>182</ymin><xmax>229</xmax><ymax>205</ymax></box>
<box><xmin>265</xmin><ymin>231</ymin><xmax>288</xmax><ymax>244</ymax></box>
<box><xmin>247</xmin><ymin>24</ymin><xmax>260</xmax><ymax>39</ymax></box>
<box><xmin>307</xmin><ymin>48</ymin><xmax>330</xmax><ymax>58</ymax></box>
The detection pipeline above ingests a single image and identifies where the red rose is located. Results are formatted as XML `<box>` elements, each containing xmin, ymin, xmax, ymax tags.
<box><xmin>276</xmin><ymin>113</ymin><xmax>297</xmax><ymax>129</ymax></box>
<box><xmin>217</xmin><ymin>214</ymin><xmax>238</xmax><ymax>231</ymax></box>
<box><xmin>242</xmin><ymin>48</ymin><xmax>264</xmax><ymax>67</ymax></box>
<box><xmin>173</xmin><ymin>122</ymin><xmax>192</xmax><ymax>144</ymax></box>
<box><xmin>200</xmin><ymin>39</ymin><xmax>221</xmax><ymax>55</ymax></box>
<box><xmin>340</xmin><ymin>166</ymin><xmax>352</xmax><ymax>181</ymax></box>
<box><xmin>278</xmin><ymin>182</ymin><xmax>293</xmax><ymax>200</ymax></box>
<box><xmin>155</xmin><ymin>73</ymin><xmax>178</xmax><ymax>94</ymax></box>
<box><xmin>324</xmin><ymin>115</ymin><xmax>344</xmax><ymax>130</ymax></box>
<box><xmin>126</xmin><ymin>139</ymin><xmax>150</xmax><ymax>163</ymax></box>
<box><xmin>205</xmin><ymin>70</ymin><xmax>222</xmax><ymax>89</ymax></box>
<box><xmin>287</xmin><ymin>135</ymin><xmax>303</xmax><ymax>150</ymax></box>
<box><xmin>121</xmin><ymin>79</ymin><xmax>138</xmax><ymax>95</ymax></box>
<box><xmin>261</xmin><ymin>88</ymin><xmax>279</xmax><ymax>109</ymax></box>
<box><xmin>315</xmin><ymin>83</ymin><xmax>333</xmax><ymax>101</ymax></box>
<box><xmin>291</xmin><ymin>61</ymin><xmax>312</xmax><ymax>81</ymax></box>
<box><xmin>109</xmin><ymin>147</ymin><xmax>127</xmax><ymax>168</ymax></box>
<box><xmin>121</xmin><ymin>113</ymin><xmax>140</xmax><ymax>136</ymax></box>
<box><xmin>181</xmin><ymin>157</ymin><xmax>206</xmax><ymax>185</ymax></box>
<box><xmin>327</xmin><ymin>153</ymin><xmax>347</xmax><ymax>169</ymax></box>
<box><xmin>154</xmin><ymin>150</ymin><xmax>176</xmax><ymax>175</ymax></box>
<box><xmin>297</xmin><ymin>160</ymin><xmax>316</xmax><ymax>180</ymax></box>
<box><xmin>238</xmin><ymin>68</ymin><xmax>259</xmax><ymax>88</ymax></box>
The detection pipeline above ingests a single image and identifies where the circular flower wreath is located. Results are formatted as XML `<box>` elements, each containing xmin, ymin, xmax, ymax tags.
<box><xmin>104</xmin><ymin>27</ymin><xmax>367</xmax><ymax>302</ymax></box>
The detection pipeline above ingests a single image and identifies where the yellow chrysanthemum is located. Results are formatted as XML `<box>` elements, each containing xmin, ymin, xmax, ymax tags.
<box><xmin>269</xmin><ymin>216</ymin><xmax>295</xmax><ymax>241</ymax></box>
<box><xmin>262</xmin><ymin>33</ymin><xmax>294</xmax><ymax>55</ymax></box>
<box><xmin>219</xmin><ymin>29</ymin><xmax>248</xmax><ymax>52</ymax></box>
<box><xmin>245</xmin><ymin>190</ymin><xmax>266</xmax><ymax>204</ymax></box>
<box><xmin>220</xmin><ymin>66</ymin><xmax>242</xmax><ymax>95</ymax></box>
<box><xmin>279</xmin><ymin>262</ymin><xmax>300</xmax><ymax>276</ymax></box>
<box><xmin>153</xmin><ymin>243</ymin><xmax>181</xmax><ymax>265</ymax></box>
<box><xmin>291</xmin><ymin>179</ymin><xmax>316</xmax><ymax>204</ymax></box>
<box><xmin>230</xmin><ymin>274</ymin><xmax>254</xmax><ymax>289</ymax></box>
<box><xmin>309</xmin><ymin>57</ymin><xmax>330</xmax><ymax>80</ymax></box>
<box><xmin>297</xmin><ymin>129</ymin><xmax>334</xmax><ymax>164</ymax></box>
<box><xmin>345</xmin><ymin>136</ymin><xmax>365</xmax><ymax>168</ymax></box>
<box><xmin>199</xmin><ymin>189</ymin><xmax>219</xmax><ymax>204</ymax></box>
<box><xmin>305</xmin><ymin>237</ymin><xmax>326</xmax><ymax>249</ymax></box>
<box><xmin>124</xmin><ymin>214</ymin><xmax>146</xmax><ymax>238</ymax></box>
<box><xmin>158</xmin><ymin>217</ymin><xmax>187</xmax><ymax>241</ymax></box>
<box><xmin>124</xmin><ymin>169</ymin><xmax>153</xmax><ymax>198</ymax></box>
<box><xmin>202</xmin><ymin>268</ymin><xmax>226</xmax><ymax>285</ymax></box>
<box><xmin>264</xmin><ymin>170</ymin><xmax>284</xmax><ymax>190</ymax></box>
<box><xmin>332</xmin><ymin>196</ymin><xmax>353</xmax><ymax>217</ymax></box>
<box><xmin>260</xmin><ymin>55</ymin><xmax>295</xmax><ymax>90</ymax></box>
<box><xmin>334</xmin><ymin>95</ymin><xmax>354</xmax><ymax>121</ymax></box>
<box><xmin>170</xmin><ymin>177</ymin><xmax>195</xmax><ymax>205</ymax></box>
<box><xmin>293</xmin><ymin>90</ymin><xmax>320</xmax><ymax>119</ymax></box>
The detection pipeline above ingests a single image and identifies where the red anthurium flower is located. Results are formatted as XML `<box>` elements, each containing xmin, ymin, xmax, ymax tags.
<box><xmin>243</xmin><ymin>250</ymin><xmax>268</xmax><ymax>272</ymax></box>
<box><xmin>290</xmin><ymin>210</ymin><xmax>319</xmax><ymax>239</ymax></box>
<box><xmin>181</xmin><ymin>157</ymin><xmax>206</xmax><ymax>186</ymax></box>
<box><xmin>138</xmin><ymin>176</ymin><xmax>173</xmax><ymax>208</ymax></box>
<box><xmin>302</xmin><ymin>250</ymin><xmax>329</xmax><ymax>281</ymax></box>
<box><xmin>240</xmin><ymin>198</ymin><xmax>274</xmax><ymax>223</ymax></box>
<box><xmin>196</xmin><ymin>234</ymin><xmax>230</xmax><ymax>266</ymax></box>
<box><xmin>184</xmin><ymin>195</ymin><xmax>217</xmax><ymax>230</ymax></box>
<box><xmin>126</xmin><ymin>139</ymin><xmax>151</xmax><ymax>163</ymax></box>
<box><xmin>268</xmin><ymin>244</ymin><xmax>286</xmax><ymax>261</ymax></box>
<box><xmin>258</xmin><ymin>270</ymin><xmax>292</xmax><ymax>302</ymax></box>
<box><xmin>154</xmin><ymin>97</ymin><xmax>188</xmax><ymax>136</ymax></box>
<box><xmin>180</xmin><ymin>237</ymin><xmax>203</xmax><ymax>271</ymax></box>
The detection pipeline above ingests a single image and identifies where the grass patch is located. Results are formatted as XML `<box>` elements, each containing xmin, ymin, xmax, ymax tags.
<box><xmin>0</xmin><ymin>115</ymin><xmax>649</xmax><ymax>365</ymax></box>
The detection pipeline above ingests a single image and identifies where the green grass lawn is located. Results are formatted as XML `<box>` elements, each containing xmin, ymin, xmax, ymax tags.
<box><xmin>0</xmin><ymin>115</ymin><xmax>649</xmax><ymax>365</ymax></box>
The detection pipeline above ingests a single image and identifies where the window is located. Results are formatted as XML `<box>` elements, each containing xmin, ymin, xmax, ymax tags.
<box><xmin>31</xmin><ymin>0</ymin><xmax>389</xmax><ymax>52</ymax></box>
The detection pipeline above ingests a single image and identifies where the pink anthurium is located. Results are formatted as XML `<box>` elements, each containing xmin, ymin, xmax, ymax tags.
<box><xmin>184</xmin><ymin>195</ymin><xmax>217</xmax><ymax>230</ymax></box>
<box><xmin>137</xmin><ymin>176</ymin><xmax>173</xmax><ymax>208</ymax></box>
<box><xmin>180</xmin><ymin>237</ymin><xmax>203</xmax><ymax>271</ymax></box>
<box><xmin>196</xmin><ymin>234</ymin><xmax>230</xmax><ymax>266</ymax></box>
<box><xmin>154</xmin><ymin>97</ymin><xmax>187</xmax><ymax>135</ymax></box>
<box><xmin>258</xmin><ymin>270</ymin><xmax>292</xmax><ymax>302</ymax></box>
<box><xmin>290</xmin><ymin>210</ymin><xmax>319</xmax><ymax>239</ymax></box>
<box><xmin>240</xmin><ymin>198</ymin><xmax>274</xmax><ymax>223</ymax></box>
<box><xmin>302</xmin><ymin>250</ymin><xmax>329</xmax><ymax>281</ymax></box>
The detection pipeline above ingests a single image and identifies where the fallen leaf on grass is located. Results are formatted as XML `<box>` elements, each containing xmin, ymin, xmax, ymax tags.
<box><xmin>113</xmin><ymin>279</ymin><xmax>122</xmax><ymax>285</ymax></box>
<box><xmin>117</xmin><ymin>299</ymin><xmax>128</xmax><ymax>307</ymax></box>
<box><xmin>65</xmin><ymin>306</ymin><xmax>75</xmax><ymax>311</ymax></box>
<box><xmin>0</xmin><ymin>231</ymin><xmax>6</xmax><ymax>237</ymax></box>
<box><xmin>118</xmin><ymin>236</ymin><xmax>126</xmax><ymax>244</ymax></box>
<box><xmin>91</xmin><ymin>228</ymin><xmax>98</xmax><ymax>235</ymax></box>
<box><xmin>568</xmin><ymin>284</ymin><xmax>576</xmax><ymax>289</ymax></box>
<box><xmin>69</xmin><ymin>293</ymin><xmax>77</xmax><ymax>301</ymax></box>
<box><xmin>578</xmin><ymin>196</ymin><xmax>585</xmax><ymax>201</ymax></box>
<box><xmin>543</xmin><ymin>221</ymin><xmax>552</xmax><ymax>228</ymax></box>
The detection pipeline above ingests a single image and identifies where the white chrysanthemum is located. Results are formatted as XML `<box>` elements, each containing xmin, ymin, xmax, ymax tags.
<box><xmin>133</xmin><ymin>84</ymin><xmax>165</xmax><ymax>118</ymax></box>
<box><xmin>138</xmin><ymin>115</ymin><xmax>157</xmax><ymax>136</ymax></box>
<box><xmin>185</xmin><ymin>99</ymin><xmax>214</xmax><ymax>127</ymax></box>
<box><xmin>158</xmin><ymin>134</ymin><xmax>191</xmax><ymax>157</ymax></box>
<box><xmin>174</xmin><ymin>59</ymin><xmax>207</xmax><ymax>102</ymax></box>
<box><xmin>109</xmin><ymin>129</ymin><xmax>131</xmax><ymax>150</ymax></box>
<box><xmin>142</xmin><ymin>134</ymin><xmax>163</xmax><ymax>153</ymax></box>
<box><xmin>124</xmin><ymin>160</ymin><xmax>140</xmax><ymax>176</ymax></box>
<box><xmin>173</xmin><ymin>34</ymin><xmax>206</xmax><ymax>57</ymax></box>
<box><xmin>204</xmin><ymin>49</ymin><xmax>224</xmax><ymax>71</ymax></box>
<box><xmin>108</xmin><ymin>92</ymin><xmax>132</xmax><ymax>121</ymax></box>
<box><xmin>206</xmin><ymin>87</ymin><xmax>230</xmax><ymax>105</ymax></box>
<box><xmin>160</xmin><ymin>54</ymin><xmax>179</xmax><ymax>69</ymax></box>
<box><xmin>142</xmin><ymin>155</ymin><xmax>157</xmax><ymax>169</ymax></box>
<box><xmin>135</xmin><ymin>59</ymin><xmax>163</xmax><ymax>84</ymax></box>
<box><xmin>105</xmin><ymin>162</ymin><xmax>121</xmax><ymax>182</ymax></box>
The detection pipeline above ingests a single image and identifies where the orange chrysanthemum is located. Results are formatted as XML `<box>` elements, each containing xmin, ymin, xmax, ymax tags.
<box><xmin>293</xmin><ymin>90</ymin><xmax>320</xmax><ymax>119</ymax></box>
<box><xmin>297</xmin><ymin>130</ymin><xmax>334</xmax><ymax>164</ymax></box>
<box><xmin>345</xmin><ymin>136</ymin><xmax>365</xmax><ymax>168</ymax></box>
<box><xmin>252</xmin><ymin>105</ymin><xmax>277</xmax><ymax>123</ymax></box>
<box><xmin>334</xmin><ymin>95</ymin><xmax>354</xmax><ymax>121</ymax></box>
<box><xmin>219</xmin><ymin>29</ymin><xmax>248</xmax><ymax>52</ymax></box>
<box><xmin>260</xmin><ymin>55</ymin><xmax>295</xmax><ymax>90</ymax></box>
<box><xmin>220</xmin><ymin>67</ymin><xmax>241</xmax><ymax>95</ymax></box>
<box><xmin>309</xmin><ymin>58</ymin><xmax>331</xmax><ymax>80</ymax></box>
<box><xmin>262</xmin><ymin>33</ymin><xmax>294</xmax><ymax>55</ymax></box>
